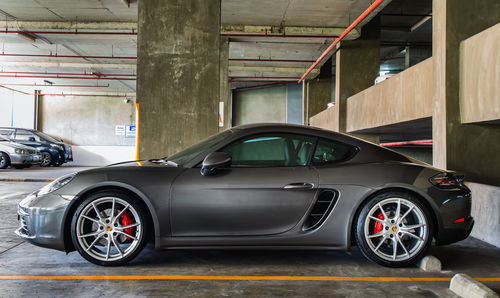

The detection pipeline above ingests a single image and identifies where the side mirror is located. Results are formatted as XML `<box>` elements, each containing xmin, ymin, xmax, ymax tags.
<box><xmin>28</xmin><ymin>137</ymin><xmax>35</xmax><ymax>142</ymax></box>
<box><xmin>201</xmin><ymin>152</ymin><xmax>231</xmax><ymax>176</ymax></box>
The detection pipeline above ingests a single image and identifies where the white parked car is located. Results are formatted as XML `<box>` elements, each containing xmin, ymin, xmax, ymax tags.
<box><xmin>0</xmin><ymin>135</ymin><xmax>42</xmax><ymax>169</ymax></box>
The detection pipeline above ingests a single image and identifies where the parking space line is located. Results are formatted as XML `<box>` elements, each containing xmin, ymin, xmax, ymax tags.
<box><xmin>0</xmin><ymin>178</ymin><xmax>53</xmax><ymax>182</ymax></box>
<box><xmin>0</xmin><ymin>275</ymin><xmax>498</xmax><ymax>281</ymax></box>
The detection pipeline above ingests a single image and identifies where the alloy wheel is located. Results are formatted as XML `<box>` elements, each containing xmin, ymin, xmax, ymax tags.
<box><xmin>363</xmin><ymin>197</ymin><xmax>428</xmax><ymax>262</ymax></box>
<box><xmin>40</xmin><ymin>153</ymin><xmax>52</xmax><ymax>167</ymax></box>
<box><xmin>75</xmin><ymin>197</ymin><xmax>143</xmax><ymax>262</ymax></box>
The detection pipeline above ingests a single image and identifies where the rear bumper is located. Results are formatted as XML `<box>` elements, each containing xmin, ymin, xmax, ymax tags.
<box><xmin>435</xmin><ymin>217</ymin><xmax>474</xmax><ymax>245</ymax></box>
<box><xmin>10</xmin><ymin>153</ymin><xmax>41</xmax><ymax>165</ymax></box>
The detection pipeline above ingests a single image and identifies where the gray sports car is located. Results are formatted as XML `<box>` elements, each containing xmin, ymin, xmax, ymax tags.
<box><xmin>16</xmin><ymin>124</ymin><xmax>473</xmax><ymax>267</ymax></box>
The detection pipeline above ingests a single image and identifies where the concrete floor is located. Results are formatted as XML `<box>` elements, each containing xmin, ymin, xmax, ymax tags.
<box><xmin>0</xmin><ymin>168</ymin><xmax>499</xmax><ymax>297</ymax></box>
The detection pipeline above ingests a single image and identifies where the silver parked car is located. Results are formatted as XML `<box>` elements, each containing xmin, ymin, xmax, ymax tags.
<box><xmin>16</xmin><ymin>124</ymin><xmax>473</xmax><ymax>267</ymax></box>
<box><xmin>0</xmin><ymin>135</ymin><xmax>42</xmax><ymax>169</ymax></box>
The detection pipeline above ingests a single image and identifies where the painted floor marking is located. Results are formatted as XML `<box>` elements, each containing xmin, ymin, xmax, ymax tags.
<box><xmin>0</xmin><ymin>275</ymin><xmax>499</xmax><ymax>281</ymax></box>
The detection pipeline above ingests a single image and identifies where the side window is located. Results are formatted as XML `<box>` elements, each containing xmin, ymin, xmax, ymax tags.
<box><xmin>223</xmin><ymin>133</ymin><xmax>315</xmax><ymax>167</ymax></box>
<box><xmin>0</xmin><ymin>129</ymin><xmax>14</xmax><ymax>139</ymax></box>
<box><xmin>312</xmin><ymin>139</ymin><xmax>356</xmax><ymax>165</ymax></box>
<box><xmin>15</xmin><ymin>130</ymin><xmax>41</xmax><ymax>142</ymax></box>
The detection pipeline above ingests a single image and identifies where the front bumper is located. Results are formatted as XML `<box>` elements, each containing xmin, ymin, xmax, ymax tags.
<box><xmin>15</xmin><ymin>192</ymin><xmax>70</xmax><ymax>251</ymax></box>
<box><xmin>10</xmin><ymin>153</ymin><xmax>41</xmax><ymax>165</ymax></box>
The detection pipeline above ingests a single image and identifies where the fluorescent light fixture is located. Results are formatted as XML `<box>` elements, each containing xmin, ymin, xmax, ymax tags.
<box><xmin>411</xmin><ymin>15</ymin><xmax>432</xmax><ymax>32</ymax></box>
<box><xmin>16</xmin><ymin>32</ymin><xmax>37</xmax><ymax>43</ymax></box>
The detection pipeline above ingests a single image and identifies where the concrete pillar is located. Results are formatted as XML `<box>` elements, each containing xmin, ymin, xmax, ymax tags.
<box><xmin>432</xmin><ymin>0</ymin><xmax>500</xmax><ymax>185</ymax></box>
<box><xmin>334</xmin><ymin>16</ymin><xmax>380</xmax><ymax>142</ymax></box>
<box><xmin>219</xmin><ymin>36</ymin><xmax>231</xmax><ymax>131</ymax></box>
<box><xmin>304</xmin><ymin>58</ymin><xmax>333</xmax><ymax>126</ymax></box>
<box><xmin>137</xmin><ymin>0</ymin><xmax>221</xmax><ymax>159</ymax></box>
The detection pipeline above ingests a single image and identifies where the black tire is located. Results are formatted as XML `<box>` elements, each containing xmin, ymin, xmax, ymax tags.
<box><xmin>71</xmin><ymin>190</ymin><xmax>149</xmax><ymax>266</ymax></box>
<box><xmin>354</xmin><ymin>191</ymin><xmax>433</xmax><ymax>267</ymax></box>
<box><xmin>40</xmin><ymin>152</ymin><xmax>52</xmax><ymax>167</ymax></box>
<box><xmin>0</xmin><ymin>152</ymin><xmax>10</xmax><ymax>169</ymax></box>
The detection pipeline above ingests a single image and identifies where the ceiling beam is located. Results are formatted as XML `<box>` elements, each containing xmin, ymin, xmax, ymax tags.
<box><xmin>1</xmin><ymin>22</ymin><xmax>360</xmax><ymax>39</ymax></box>
<box><xmin>221</xmin><ymin>25</ymin><xmax>360</xmax><ymax>39</ymax></box>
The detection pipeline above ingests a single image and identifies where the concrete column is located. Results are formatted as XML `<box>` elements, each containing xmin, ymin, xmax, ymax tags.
<box><xmin>433</xmin><ymin>0</ymin><xmax>500</xmax><ymax>185</ymax></box>
<box><xmin>334</xmin><ymin>16</ymin><xmax>380</xmax><ymax>142</ymax></box>
<box><xmin>137</xmin><ymin>0</ymin><xmax>221</xmax><ymax>159</ymax></box>
<box><xmin>219</xmin><ymin>36</ymin><xmax>231</xmax><ymax>131</ymax></box>
<box><xmin>305</xmin><ymin>58</ymin><xmax>333</xmax><ymax>126</ymax></box>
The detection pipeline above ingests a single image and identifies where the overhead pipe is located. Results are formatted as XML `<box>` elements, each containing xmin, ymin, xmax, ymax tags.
<box><xmin>0</xmin><ymin>71</ymin><xmax>136</xmax><ymax>77</ymax></box>
<box><xmin>380</xmin><ymin>140</ymin><xmax>433</xmax><ymax>147</ymax></box>
<box><xmin>0</xmin><ymin>83</ymin><xmax>110</xmax><ymax>88</ymax></box>
<box><xmin>0</xmin><ymin>53</ymin><xmax>136</xmax><ymax>60</ymax></box>
<box><xmin>229</xmin><ymin>76</ymin><xmax>301</xmax><ymax>80</ymax></box>
<box><xmin>221</xmin><ymin>33</ymin><xmax>338</xmax><ymax>39</ymax></box>
<box><xmin>298</xmin><ymin>0</ymin><xmax>386</xmax><ymax>83</ymax></box>
<box><xmin>0</xmin><ymin>85</ymin><xmax>133</xmax><ymax>97</ymax></box>
<box><xmin>229</xmin><ymin>58</ymin><xmax>316</xmax><ymax>63</ymax></box>
<box><xmin>231</xmin><ymin>80</ymin><xmax>298</xmax><ymax>83</ymax></box>
<box><xmin>0</xmin><ymin>74</ymin><xmax>136</xmax><ymax>81</ymax></box>
<box><xmin>1</xmin><ymin>30</ymin><xmax>137</xmax><ymax>36</ymax></box>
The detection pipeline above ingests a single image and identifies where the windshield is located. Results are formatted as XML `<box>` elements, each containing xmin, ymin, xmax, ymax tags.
<box><xmin>33</xmin><ymin>131</ymin><xmax>60</xmax><ymax>143</ymax></box>
<box><xmin>166</xmin><ymin>130</ymin><xmax>233</xmax><ymax>165</ymax></box>
<box><xmin>0</xmin><ymin>135</ymin><xmax>8</xmax><ymax>142</ymax></box>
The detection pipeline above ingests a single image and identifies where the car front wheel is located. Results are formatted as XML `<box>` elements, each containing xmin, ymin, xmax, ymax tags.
<box><xmin>355</xmin><ymin>191</ymin><xmax>433</xmax><ymax>267</ymax></box>
<box><xmin>40</xmin><ymin>152</ymin><xmax>52</xmax><ymax>167</ymax></box>
<box><xmin>70</xmin><ymin>190</ymin><xmax>149</xmax><ymax>266</ymax></box>
<box><xmin>0</xmin><ymin>152</ymin><xmax>10</xmax><ymax>169</ymax></box>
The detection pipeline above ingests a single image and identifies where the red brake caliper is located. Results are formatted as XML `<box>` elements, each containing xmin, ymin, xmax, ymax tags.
<box><xmin>121</xmin><ymin>211</ymin><xmax>134</xmax><ymax>240</ymax></box>
<box><xmin>373</xmin><ymin>211</ymin><xmax>385</xmax><ymax>234</ymax></box>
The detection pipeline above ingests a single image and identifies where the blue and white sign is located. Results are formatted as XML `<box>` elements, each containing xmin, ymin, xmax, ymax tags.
<box><xmin>125</xmin><ymin>125</ymin><xmax>137</xmax><ymax>138</ymax></box>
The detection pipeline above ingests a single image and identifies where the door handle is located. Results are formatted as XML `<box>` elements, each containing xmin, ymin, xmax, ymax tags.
<box><xmin>283</xmin><ymin>182</ymin><xmax>315</xmax><ymax>190</ymax></box>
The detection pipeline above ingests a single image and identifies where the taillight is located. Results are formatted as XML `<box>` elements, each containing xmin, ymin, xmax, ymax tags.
<box><xmin>430</xmin><ymin>172</ymin><xmax>464</xmax><ymax>189</ymax></box>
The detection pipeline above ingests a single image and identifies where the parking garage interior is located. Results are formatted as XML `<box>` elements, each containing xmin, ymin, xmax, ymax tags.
<box><xmin>0</xmin><ymin>0</ymin><xmax>499</xmax><ymax>296</ymax></box>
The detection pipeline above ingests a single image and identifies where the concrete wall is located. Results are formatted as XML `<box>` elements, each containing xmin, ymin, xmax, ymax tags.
<box><xmin>39</xmin><ymin>95</ymin><xmax>136</xmax><ymax>146</ymax></box>
<box><xmin>233</xmin><ymin>86</ymin><xmax>286</xmax><ymax>126</ymax></box>
<box><xmin>38</xmin><ymin>95</ymin><xmax>136</xmax><ymax>166</ymax></box>
<box><xmin>460</xmin><ymin>22</ymin><xmax>500</xmax><ymax>124</ymax></box>
<box><xmin>346</xmin><ymin>58</ymin><xmax>434</xmax><ymax>132</ymax></box>
<box><xmin>309</xmin><ymin>107</ymin><xmax>338</xmax><ymax>132</ymax></box>
<box><xmin>0</xmin><ymin>89</ymin><xmax>35</xmax><ymax>129</ymax></box>
<box><xmin>467</xmin><ymin>182</ymin><xmax>500</xmax><ymax>247</ymax></box>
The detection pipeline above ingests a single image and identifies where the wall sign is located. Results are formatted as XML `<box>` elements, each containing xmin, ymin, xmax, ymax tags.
<box><xmin>115</xmin><ymin>125</ymin><xmax>125</xmax><ymax>136</ymax></box>
<box><xmin>126</xmin><ymin>125</ymin><xmax>137</xmax><ymax>138</ymax></box>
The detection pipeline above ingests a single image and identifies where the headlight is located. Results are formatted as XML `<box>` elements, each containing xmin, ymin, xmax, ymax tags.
<box><xmin>38</xmin><ymin>173</ymin><xmax>76</xmax><ymax>196</ymax></box>
<box><xmin>15</xmin><ymin>148</ymin><xmax>28</xmax><ymax>155</ymax></box>
<box><xmin>50</xmin><ymin>144</ymin><xmax>64</xmax><ymax>151</ymax></box>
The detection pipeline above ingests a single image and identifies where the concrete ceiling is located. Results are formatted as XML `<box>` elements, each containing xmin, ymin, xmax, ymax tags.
<box><xmin>0</xmin><ymin>0</ymin><xmax>431</xmax><ymax>95</ymax></box>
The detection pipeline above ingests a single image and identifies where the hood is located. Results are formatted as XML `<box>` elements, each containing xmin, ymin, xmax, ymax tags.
<box><xmin>107</xmin><ymin>159</ymin><xmax>179</xmax><ymax>168</ymax></box>
<box><xmin>4</xmin><ymin>141</ymin><xmax>39</xmax><ymax>151</ymax></box>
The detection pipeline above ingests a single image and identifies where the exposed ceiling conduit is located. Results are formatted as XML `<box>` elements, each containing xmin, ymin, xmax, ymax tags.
<box><xmin>380</xmin><ymin>140</ymin><xmax>433</xmax><ymax>147</ymax></box>
<box><xmin>0</xmin><ymin>74</ymin><xmax>135</xmax><ymax>81</ymax></box>
<box><xmin>0</xmin><ymin>71</ymin><xmax>135</xmax><ymax>77</ymax></box>
<box><xmin>0</xmin><ymin>53</ymin><xmax>137</xmax><ymax>60</ymax></box>
<box><xmin>0</xmin><ymin>83</ymin><xmax>110</xmax><ymax>88</ymax></box>
<box><xmin>298</xmin><ymin>0</ymin><xmax>386</xmax><ymax>83</ymax></box>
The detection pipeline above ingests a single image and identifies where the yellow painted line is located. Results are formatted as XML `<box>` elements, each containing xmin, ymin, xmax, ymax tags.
<box><xmin>1</xmin><ymin>179</ymin><xmax>25</xmax><ymax>182</ymax></box>
<box><xmin>0</xmin><ymin>275</ymin><xmax>493</xmax><ymax>282</ymax></box>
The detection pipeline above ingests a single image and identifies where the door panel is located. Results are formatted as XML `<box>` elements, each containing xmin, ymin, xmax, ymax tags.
<box><xmin>171</xmin><ymin>167</ymin><xmax>318</xmax><ymax>236</ymax></box>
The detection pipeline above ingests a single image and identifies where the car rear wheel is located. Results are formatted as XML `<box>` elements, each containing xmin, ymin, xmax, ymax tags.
<box><xmin>0</xmin><ymin>152</ymin><xmax>10</xmax><ymax>169</ymax></box>
<box><xmin>355</xmin><ymin>191</ymin><xmax>433</xmax><ymax>267</ymax></box>
<box><xmin>71</xmin><ymin>190</ymin><xmax>149</xmax><ymax>266</ymax></box>
<box><xmin>40</xmin><ymin>152</ymin><xmax>52</xmax><ymax>167</ymax></box>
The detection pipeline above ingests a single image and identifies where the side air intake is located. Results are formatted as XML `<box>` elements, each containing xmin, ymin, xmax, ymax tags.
<box><xmin>303</xmin><ymin>190</ymin><xmax>338</xmax><ymax>231</ymax></box>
